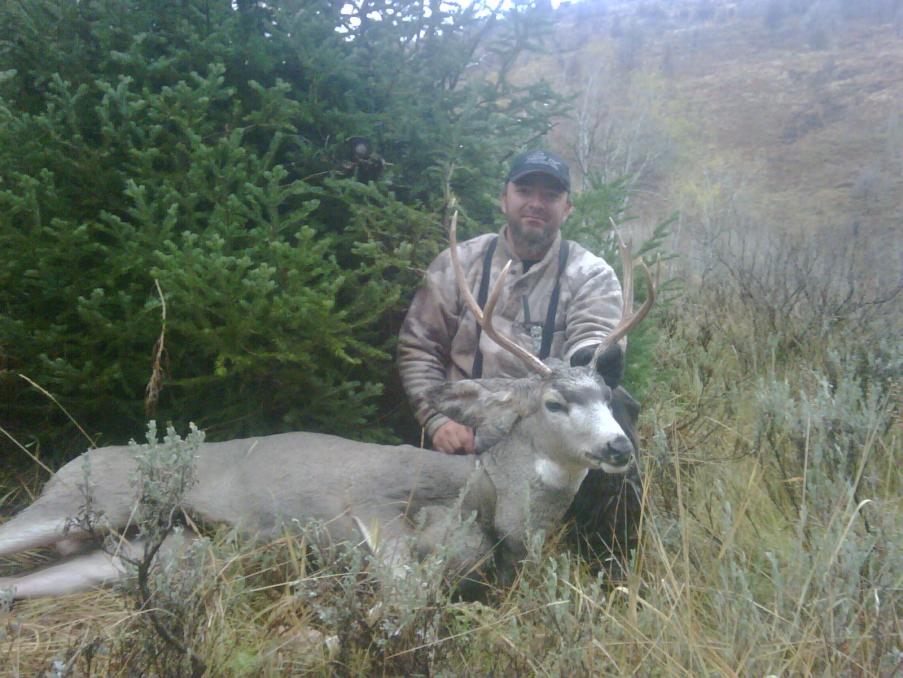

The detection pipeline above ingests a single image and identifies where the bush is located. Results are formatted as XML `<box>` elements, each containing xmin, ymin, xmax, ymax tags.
<box><xmin>565</xmin><ymin>175</ymin><xmax>677</xmax><ymax>401</ymax></box>
<box><xmin>0</xmin><ymin>0</ymin><xmax>568</xmax><ymax>456</ymax></box>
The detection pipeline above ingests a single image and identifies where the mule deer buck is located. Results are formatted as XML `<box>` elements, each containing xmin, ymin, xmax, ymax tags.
<box><xmin>0</xmin><ymin>216</ymin><xmax>655</xmax><ymax>599</ymax></box>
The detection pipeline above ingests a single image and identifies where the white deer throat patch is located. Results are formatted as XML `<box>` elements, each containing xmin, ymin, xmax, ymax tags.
<box><xmin>533</xmin><ymin>458</ymin><xmax>588</xmax><ymax>492</ymax></box>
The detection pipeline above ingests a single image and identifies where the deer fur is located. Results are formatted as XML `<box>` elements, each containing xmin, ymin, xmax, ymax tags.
<box><xmin>0</xmin><ymin>363</ymin><xmax>632</xmax><ymax>599</ymax></box>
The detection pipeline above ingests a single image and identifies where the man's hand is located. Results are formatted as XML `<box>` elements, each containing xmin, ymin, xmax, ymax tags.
<box><xmin>432</xmin><ymin>421</ymin><xmax>475</xmax><ymax>455</ymax></box>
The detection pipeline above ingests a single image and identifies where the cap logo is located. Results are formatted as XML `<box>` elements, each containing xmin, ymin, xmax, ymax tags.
<box><xmin>524</xmin><ymin>151</ymin><xmax>564</xmax><ymax>171</ymax></box>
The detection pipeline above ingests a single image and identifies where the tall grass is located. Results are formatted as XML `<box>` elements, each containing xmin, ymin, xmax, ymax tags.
<box><xmin>1</xmin><ymin>235</ymin><xmax>900</xmax><ymax>676</ymax></box>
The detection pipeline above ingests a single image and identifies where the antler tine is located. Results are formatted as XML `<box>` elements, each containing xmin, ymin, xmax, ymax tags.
<box><xmin>449</xmin><ymin>211</ymin><xmax>552</xmax><ymax>377</ymax></box>
<box><xmin>617</xmin><ymin>232</ymin><xmax>634</xmax><ymax>318</ymax></box>
<box><xmin>590</xmin><ymin>234</ymin><xmax>659</xmax><ymax>366</ymax></box>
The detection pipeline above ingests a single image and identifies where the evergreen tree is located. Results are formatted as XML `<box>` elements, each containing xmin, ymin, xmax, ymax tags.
<box><xmin>565</xmin><ymin>173</ymin><xmax>675</xmax><ymax>402</ymax></box>
<box><xmin>0</xmin><ymin>0</ymin><xmax>567</xmax><ymax>457</ymax></box>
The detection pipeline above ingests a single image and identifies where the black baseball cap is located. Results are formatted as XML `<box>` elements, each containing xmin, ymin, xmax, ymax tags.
<box><xmin>506</xmin><ymin>149</ymin><xmax>570</xmax><ymax>191</ymax></box>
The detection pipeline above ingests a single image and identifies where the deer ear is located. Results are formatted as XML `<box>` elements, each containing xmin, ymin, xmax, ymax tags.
<box><xmin>593</xmin><ymin>344</ymin><xmax>624</xmax><ymax>389</ymax></box>
<box><xmin>571</xmin><ymin>343</ymin><xmax>624</xmax><ymax>388</ymax></box>
<box><xmin>427</xmin><ymin>378</ymin><xmax>536</xmax><ymax>429</ymax></box>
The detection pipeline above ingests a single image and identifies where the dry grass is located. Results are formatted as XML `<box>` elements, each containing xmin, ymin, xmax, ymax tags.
<box><xmin>2</xmin><ymin>246</ymin><xmax>900</xmax><ymax>675</ymax></box>
<box><xmin>3</xmin><ymin>406</ymin><xmax>898</xmax><ymax>677</ymax></box>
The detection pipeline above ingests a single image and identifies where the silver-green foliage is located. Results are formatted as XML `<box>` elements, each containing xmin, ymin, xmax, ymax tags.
<box><xmin>110</xmin><ymin>423</ymin><xmax>212</xmax><ymax>678</ymax></box>
<box><xmin>290</xmin><ymin>521</ymin><xmax>454</xmax><ymax>676</ymax></box>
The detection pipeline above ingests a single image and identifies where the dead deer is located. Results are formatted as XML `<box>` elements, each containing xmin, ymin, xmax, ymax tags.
<box><xmin>0</xmin><ymin>217</ymin><xmax>655</xmax><ymax>598</ymax></box>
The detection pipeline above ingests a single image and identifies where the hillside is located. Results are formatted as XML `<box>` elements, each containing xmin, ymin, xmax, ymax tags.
<box><xmin>520</xmin><ymin>0</ymin><xmax>903</xmax><ymax>258</ymax></box>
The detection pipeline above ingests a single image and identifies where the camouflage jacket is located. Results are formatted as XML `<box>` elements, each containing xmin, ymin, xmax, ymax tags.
<box><xmin>398</xmin><ymin>226</ymin><xmax>623</xmax><ymax>439</ymax></box>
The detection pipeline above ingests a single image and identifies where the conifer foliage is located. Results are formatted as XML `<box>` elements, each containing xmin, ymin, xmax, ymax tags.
<box><xmin>0</xmin><ymin>0</ymin><xmax>565</xmax><ymax>453</ymax></box>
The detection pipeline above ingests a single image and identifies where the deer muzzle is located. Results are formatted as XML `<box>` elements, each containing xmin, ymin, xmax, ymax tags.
<box><xmin>587</xmin><ymin>434</ymin><xmax>633</xmax><ymax>474</ymax></box>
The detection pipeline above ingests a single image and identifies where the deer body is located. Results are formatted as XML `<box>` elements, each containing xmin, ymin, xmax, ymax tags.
<box><xmin>0</xmin><ymin>217</ymin><xmax>654</xmax><ymax>599</ymax></box>
<box><xmin>7</xmin><ymin>434</ymin><xmax>476</xmax><ymax>545</ymax></box>
<box><xmin>0</xmin><ymin>366</ymin><xmax>632</xmax><ymax>598</ymax></box>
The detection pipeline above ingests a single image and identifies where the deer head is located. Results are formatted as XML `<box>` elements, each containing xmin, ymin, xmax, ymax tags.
<box><xmin>429</xmin><ymin>212</ymin><xmax>657</xmax><ymax>475</ymax></box>
<box><xmin>429</xmin><ymin>366</ymin><xmax>633</xmax><ymax>475</ymax></box>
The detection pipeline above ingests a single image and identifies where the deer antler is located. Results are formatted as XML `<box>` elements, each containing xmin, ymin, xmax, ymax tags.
<box><xmin>449</xmin><ymin>211</ymin><xmax>553</xmax><ymax>377</ymax></box>
<box><xmin>590</xmin><ymin>230</ymin><xmax>659</xmax><ymax>366</ymax></box>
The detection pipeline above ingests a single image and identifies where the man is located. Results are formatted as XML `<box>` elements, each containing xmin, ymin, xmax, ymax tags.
<box><xmin>398</xmin><ymin>149</ymin><xmax>640</xmax><ymax>568</ymax></box>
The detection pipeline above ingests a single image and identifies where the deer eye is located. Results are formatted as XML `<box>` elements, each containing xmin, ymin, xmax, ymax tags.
<box><xmin>544</xmin><ymin>400</ymin><xmax>567</xmax><ymax>414</ymax></box>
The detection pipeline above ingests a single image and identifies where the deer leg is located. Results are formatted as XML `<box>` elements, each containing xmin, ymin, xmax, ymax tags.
<box><xmin>55</xmin><ymin>535</ymin><xmax>93</xmax><ymax>557</ymax></box>
<box><xmin>0</xmin><ymin>537</ymin><xmax>144</xmax><ymax>599</ymax></box>
<box><xmin>0</xmin><ymin>532</ymin><xmax>197</xmax><ymax>600</ymax></box>
<box><xmin>0</xmin><ymin>515</ymin><xmax>70</xmax><ymax>559</ymax></box>
<box><xmin>350</xmin><ymin>513</ymin><xmax>417</xmax><ymax>579</ymax></box>
<box><xmin>414</xmin><ymin>506</ymin><xmax>495</xmax><ymax>586</ymax></box>
<box><xmin>0</xmin><ymin>487</ymin><xmax>110</xmax><ymax>559</ymax></box>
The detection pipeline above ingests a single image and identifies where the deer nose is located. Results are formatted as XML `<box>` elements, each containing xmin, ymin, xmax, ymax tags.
<box><xmin>604</xmin><ymin>435</ymin><xmax>633</xmax><ymax>469</ymax></box>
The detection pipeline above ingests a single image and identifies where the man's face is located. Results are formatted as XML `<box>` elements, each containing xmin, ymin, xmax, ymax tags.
<box><xmin>501</xmin><ymin>173</ymin><xmax>573</xmax><ymax>259</ymax></box>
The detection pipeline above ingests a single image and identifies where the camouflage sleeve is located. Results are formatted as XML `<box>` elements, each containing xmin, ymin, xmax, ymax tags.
<box><xmin>397</xmin><ymin>250</ymin><xmax>459</xmax><ymax>438</ymax></box>
<box><xmin>562</xmin><ymin>256</ymin><xmax>624</xmax><ymax>362</ymax></box>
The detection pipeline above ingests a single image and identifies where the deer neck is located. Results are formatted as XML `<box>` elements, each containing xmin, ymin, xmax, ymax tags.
<box><xmin>483</xmin><ymin>432</ymin><xmax>587</xmax><ymax>494</ymax></box>
<box><xmin>480</xmin><ymin>434</ymin><xmax>588</xmax><ymax>550</ymax></box>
